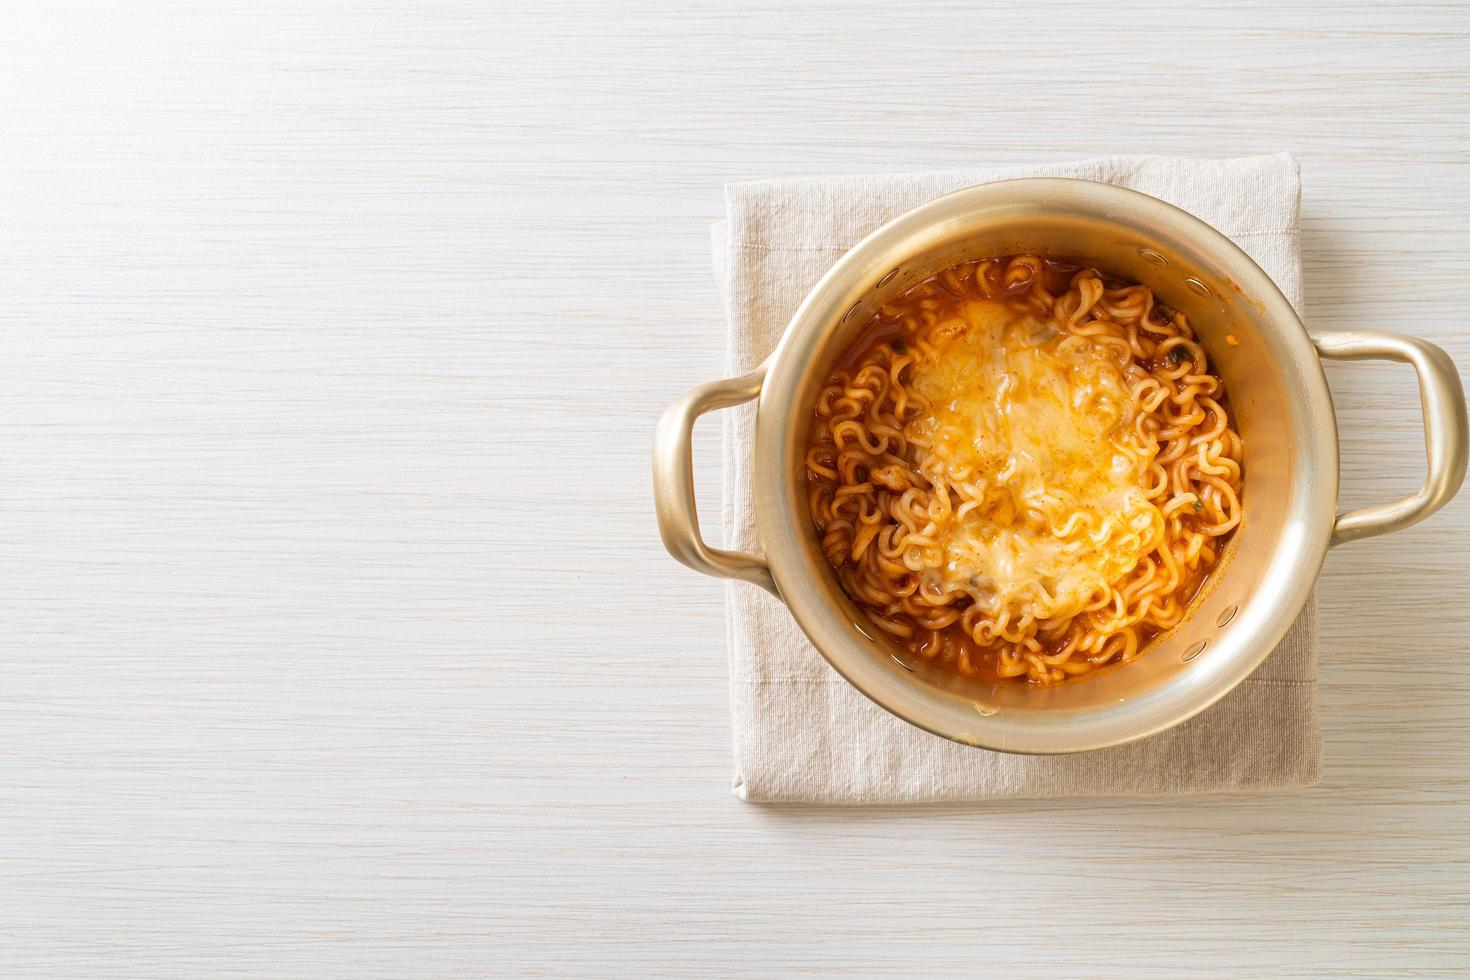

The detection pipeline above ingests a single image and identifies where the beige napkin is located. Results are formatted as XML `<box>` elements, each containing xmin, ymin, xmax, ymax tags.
<box><xmin>713</xmin><ymin>153</ymin><xmax>1320</xmax><ymax>804</ymax></box>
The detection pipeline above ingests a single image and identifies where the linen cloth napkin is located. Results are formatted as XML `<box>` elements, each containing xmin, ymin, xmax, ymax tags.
<box><xmin>713</xmin><ymin>153</ymin><xmax>1320</xmax><ymax>804</ymax></box>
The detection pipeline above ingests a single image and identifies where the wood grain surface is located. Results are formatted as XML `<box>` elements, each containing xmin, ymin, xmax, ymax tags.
<box><xmin>2</xmin><ymin>1</ymin><xmax>1468</xmax><ymax>976</ymax></box>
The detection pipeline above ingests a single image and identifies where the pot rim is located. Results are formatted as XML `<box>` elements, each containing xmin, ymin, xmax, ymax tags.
<box><xmin>750</xmin><ymin>177</ymin><xmax>1338</xmax><ymax>753</ymax></box>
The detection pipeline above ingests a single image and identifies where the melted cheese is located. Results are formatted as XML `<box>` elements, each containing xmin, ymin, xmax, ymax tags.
<box><xmin>905</xmin><ymin>300</ymin><xmax>1158</xmax><ymax>622</ymax></box>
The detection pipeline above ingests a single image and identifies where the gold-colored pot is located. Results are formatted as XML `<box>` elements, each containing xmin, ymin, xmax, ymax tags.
<box><xmin>655</xmin><ymin>179</ymin><xmax>1468</xmax><ymax>754</ymax></box>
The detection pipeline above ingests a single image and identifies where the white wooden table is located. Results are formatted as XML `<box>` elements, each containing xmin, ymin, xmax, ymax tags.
<box><xmin>3</xmin><ymin>2</ymin><xmax>1468</xmax><ymax>975</ymax></box>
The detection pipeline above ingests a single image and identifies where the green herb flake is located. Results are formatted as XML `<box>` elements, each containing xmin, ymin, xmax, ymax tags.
<box><xmin>1193</xmin><ymin>496</ymin><xmax>1205</xmax><ymax>511</ymax></box>
<box><xmin>1167</xmin><ymin>346</ymin><xmax>1192</xmax><ymax>365</ymax></box>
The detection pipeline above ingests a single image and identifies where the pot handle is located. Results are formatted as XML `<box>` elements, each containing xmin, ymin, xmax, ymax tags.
<box><xmin>1312</xmin><ymin>331</ymin><xmax>1469</xmax><ymax>546</ymax></box>
<box><xmin>653</xmin><ymin>364</ymin><xmax>778</xmax><ymax>595</ymax></box>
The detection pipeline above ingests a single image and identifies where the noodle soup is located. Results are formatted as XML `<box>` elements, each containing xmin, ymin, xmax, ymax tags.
<box><xmin>804</xmin><ymin>255</ymin><xmax>1243</xmax><ymax>684</ymax></box>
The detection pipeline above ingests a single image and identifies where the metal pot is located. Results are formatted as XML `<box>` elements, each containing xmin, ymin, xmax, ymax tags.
<box><xmin>655</xmin><ymin>178</ymin><xmax>1467</xmax><ymax>754</ymax></box>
